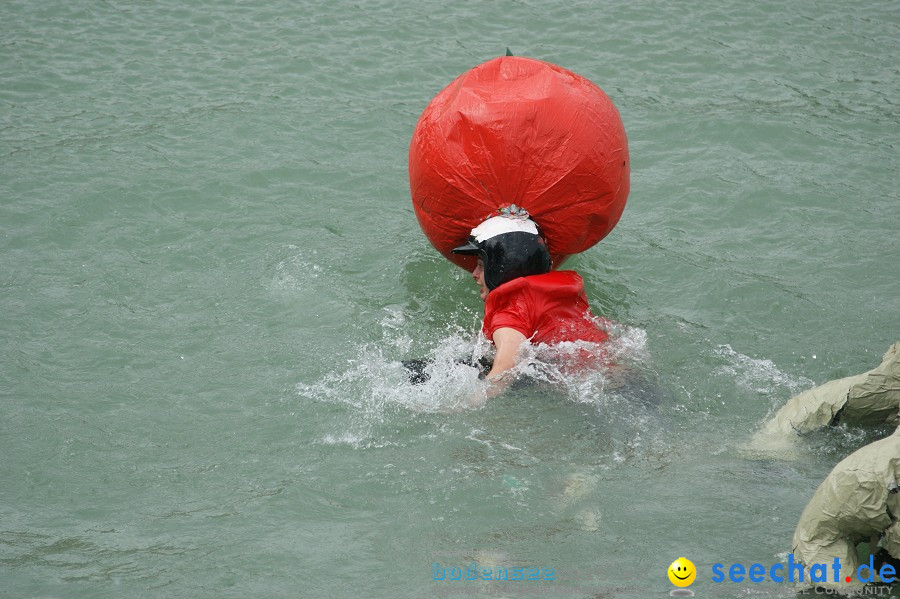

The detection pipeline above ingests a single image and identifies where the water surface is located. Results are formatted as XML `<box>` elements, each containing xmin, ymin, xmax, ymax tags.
<box><xmin>2</xmin><ymin>0</ymin><xmax>899</xmax><ymax>597</ymax></box>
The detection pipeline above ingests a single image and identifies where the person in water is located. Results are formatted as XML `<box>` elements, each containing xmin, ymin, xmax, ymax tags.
<box><xmin>451</xmin><ymin>206</ymin><xmax>610</xmax><ymax>386</ymax></box>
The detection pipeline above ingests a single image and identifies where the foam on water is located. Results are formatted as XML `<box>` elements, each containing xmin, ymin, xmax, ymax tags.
<box><xmin>296</xmin><ymin>310</ymin><xmax>656</xmax><ymax>447</ymax></box>
<box><xmin>513</xmin><ymin>321</ymin><xmax>652</xmax><ymax>405</ymax></box>
<box><xmin>268</xmin><ymin>245</ymin><xmax>324</xmax><ymax>294</ymax></box>
<box><xmin>727</xmin><ymin>343</ymin><xmax>894</xmax><ymax>461</ymax></box>
<box><xmin>713</xmin><ymin>344</ymin><xmax>814</xmax><ymax>399</ymax></box>
<box><xmin>294</xmin><ymin>313</ymin><xmax>485</xmax><ymax>448</ymax></box>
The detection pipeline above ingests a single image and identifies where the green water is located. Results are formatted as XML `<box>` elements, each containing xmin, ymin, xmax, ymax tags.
<box><xmin>2</xmin><ymin>1</ymin><xmax>898</xmax><ymax>597</ymax></box>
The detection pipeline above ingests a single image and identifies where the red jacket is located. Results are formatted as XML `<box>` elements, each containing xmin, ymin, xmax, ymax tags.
<box><xmin>482</xmin><ymin>271</ymin><xmax>609</xmax><ymax>345</ymax></box>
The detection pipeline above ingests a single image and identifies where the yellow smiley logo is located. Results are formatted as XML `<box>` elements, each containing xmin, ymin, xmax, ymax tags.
<box><xmin>668</xmin><ymin>557</ymin><xmax>696</xmax><ymax>587</ymax></box>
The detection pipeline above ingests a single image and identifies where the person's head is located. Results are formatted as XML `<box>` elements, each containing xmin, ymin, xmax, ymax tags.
<box><xmin>451</xmin><ymin>209</ymin><xmax>551</xmax><ymax>300</ymax></box>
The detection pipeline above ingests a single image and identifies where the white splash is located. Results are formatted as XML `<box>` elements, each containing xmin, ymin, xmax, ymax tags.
<box><xmin>714</xmin><ymin>344</ymin><xmax>813</xmax><ymax>396</ymax></box>
<box><xmin>296</xmin><ymin>308</ymin><xmax>654</xmax><ymax>447</ymax></box>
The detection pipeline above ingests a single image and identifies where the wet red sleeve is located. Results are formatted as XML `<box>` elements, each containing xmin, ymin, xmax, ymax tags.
<box><xmin>483</xmin><ymin>291</ymin><xmax>534</xmax><ymax>341</ymax></box>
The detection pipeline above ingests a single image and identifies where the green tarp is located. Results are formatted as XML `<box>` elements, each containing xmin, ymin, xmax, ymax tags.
<box><xmin>792</xmin><ymin>426</ymin><xmax>900</xmax><ymax>591</ymax></box>
<box><xmin>749</xmin><ymin>343</ymin><xmax>900</xmax><ymax>453</ymax></box>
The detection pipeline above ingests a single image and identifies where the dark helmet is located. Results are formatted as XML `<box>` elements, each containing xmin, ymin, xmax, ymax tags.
<box><xmin>451</xmin><ymin>214</ymin><xmax>552</xmax><ymax>290</ymax></box>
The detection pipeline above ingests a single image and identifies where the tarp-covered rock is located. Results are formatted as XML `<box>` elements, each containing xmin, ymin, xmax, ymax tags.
<box><xmin>792</xmin><ymin>427</ymin><xmax>900</xmax><ymax>592</ymax></box>
<box><xmin>758</xmin><ymin>343</ymin><xmax>900</xmax><ymax>439</ymax></box>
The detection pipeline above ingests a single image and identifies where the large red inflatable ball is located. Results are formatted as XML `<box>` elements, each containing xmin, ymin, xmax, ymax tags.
<box><xmin>408</xmin><ymin>56</ymin><xmax>629</xmax><ymax>270</ymax></box>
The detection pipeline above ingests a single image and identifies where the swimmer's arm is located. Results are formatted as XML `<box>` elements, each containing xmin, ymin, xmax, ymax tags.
<box><xmin>486</xmin><ymin>327</ymin><xmax>527</xmax><ymax>387</ymax></box>
<box><xmin>464</xmin><ymin>328</ymin><xmax>526</xmax><ymax>409</ymax></box>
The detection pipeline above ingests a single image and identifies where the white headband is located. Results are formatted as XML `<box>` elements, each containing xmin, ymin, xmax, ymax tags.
<box><xmin>469</xmin><ymin>215</ymin><xmax>540</xmax><ymax>243</ymax></box>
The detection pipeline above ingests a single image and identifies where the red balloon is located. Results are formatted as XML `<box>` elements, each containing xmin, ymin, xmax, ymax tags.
<box><xmin>409</xmin><ymin>56</ymin><xmax>630</xmax><ymax>270</ymax></box>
